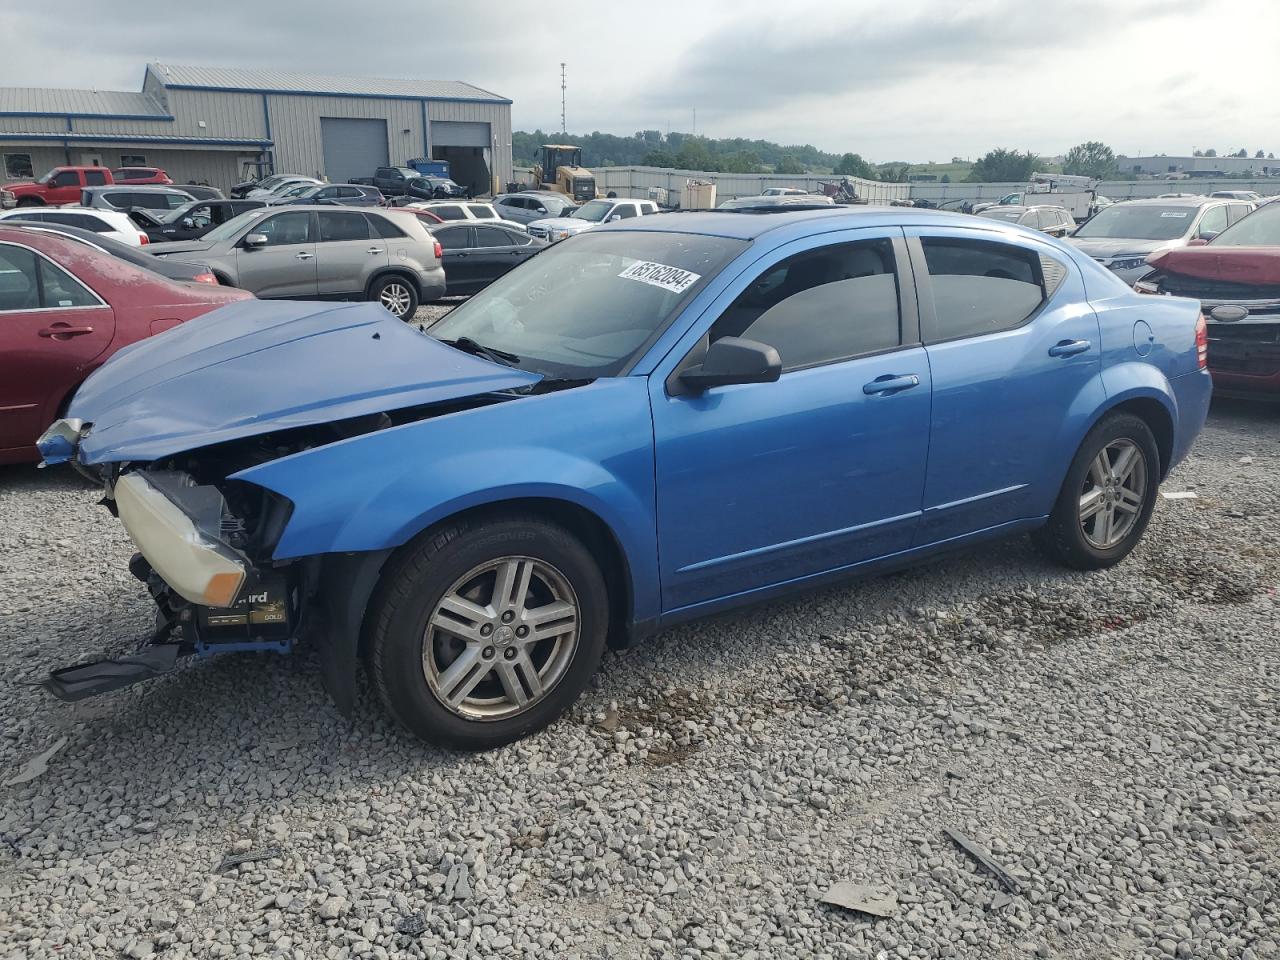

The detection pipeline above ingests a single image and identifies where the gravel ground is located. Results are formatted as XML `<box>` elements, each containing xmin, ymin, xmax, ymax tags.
<box><xmin>1</xmin><ymin>400</ymin><xmax>1277</xmax><ymax>960</ymax></box>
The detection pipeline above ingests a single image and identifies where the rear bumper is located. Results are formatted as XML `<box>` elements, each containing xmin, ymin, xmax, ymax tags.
<box><xmin>1169</xmin><ymin>368</ymin><xmax>1213</xmax><ymax>473</ymax></box>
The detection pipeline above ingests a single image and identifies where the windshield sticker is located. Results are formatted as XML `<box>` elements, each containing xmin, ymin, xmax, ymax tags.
<box><xmin>618</xmin><ymin>260</ymin><xmax>702</xmax><ymax>294</ymax></box>
<box><xmin>1159</xmin><ymin>211</ymin><xmax>1189</xmax><ymax>218</ymax></box>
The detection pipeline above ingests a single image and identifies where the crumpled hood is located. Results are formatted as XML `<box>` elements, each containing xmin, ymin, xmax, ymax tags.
<box><xmin>1147</xmin><ymin>246</ymin><xmax>1280</xmax><ymax>285</ymax></box>
<box><xmin>1067</xmin><ymin>237</ymin><xmax>1177</xmax><ymax>260</ymax></box>
<box><xmin>68</xmin><ymin>300</ymin><xmax>541</xmax><ymax>464</ymax></box>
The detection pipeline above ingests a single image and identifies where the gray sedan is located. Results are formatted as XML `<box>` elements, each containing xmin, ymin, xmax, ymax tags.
<box><xmin>148</xmin><ymin>205</ymin><xmax>446</xmax><ymax>318</ymax></box>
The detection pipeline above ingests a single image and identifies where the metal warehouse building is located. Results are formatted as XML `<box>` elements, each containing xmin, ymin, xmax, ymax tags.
<box><xmin>0</xmin><ymin>63</ymin><xmax>513</xmax><ymax>196</ymax></box>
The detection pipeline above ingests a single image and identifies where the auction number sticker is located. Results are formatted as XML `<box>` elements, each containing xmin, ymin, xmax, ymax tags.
<box><xmin>1159</xmin><ymin>211</ymin><xmax>1189</xmax><ymax>218</ymax></box>
<box><xmin>618</xmin><ymin>260</ymin><xmax>702</xmax><ymax>293</ymax></box>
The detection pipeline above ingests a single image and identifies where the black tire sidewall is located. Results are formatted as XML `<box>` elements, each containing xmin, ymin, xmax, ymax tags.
<box><xmin>371</xmin><ymin>275</ymin><xmax>418</xmax><ymax>320</ymax></box>
<box><xmin>370</xmin><ymin>517</ymin><xmax>608</xmax><ymax>750</ymax></box>
<box><xmin>1047</xmin><ymin>413</ymin><xmax>1160</xmax><ymax>568</ymax></box>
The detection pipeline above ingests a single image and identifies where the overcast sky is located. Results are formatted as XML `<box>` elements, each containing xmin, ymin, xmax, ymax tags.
<box><xmin>3</xmin><ymin>0</ymin><xmax>1277</xmax><ymax>162</ymax></box>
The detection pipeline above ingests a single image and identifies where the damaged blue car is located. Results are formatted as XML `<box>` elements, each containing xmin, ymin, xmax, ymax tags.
<box><xmin>40</xmin><ymin>207</ymin><xmax>1211</xmax><ymax>748</ymax></box>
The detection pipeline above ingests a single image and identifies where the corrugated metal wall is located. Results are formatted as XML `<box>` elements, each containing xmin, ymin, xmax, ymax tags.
<box><xmin>0</xmin><ymin>84</ymin><xmax>513</xmax><ymax>193</ymax></box>
<box><xmin>591</xmin><ymin>166</ymin><xmax>911</xmax><ymax>202</ymax></box>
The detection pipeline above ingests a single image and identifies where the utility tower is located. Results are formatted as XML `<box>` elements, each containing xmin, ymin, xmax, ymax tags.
<box><xmin>560</xmin><ymin>63</ymin><xmax>566</xmax><ymax>135</ymax></box>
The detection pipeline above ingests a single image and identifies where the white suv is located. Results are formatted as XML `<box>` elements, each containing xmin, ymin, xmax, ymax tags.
<box><xmin>528</xmin><ymin>198</ymin><xmax>659</xmax><ymax>242</ymax></box>
<box><xmin>0</xmin><ymin>206</ymin><xmax>149</xmax><ymax>246</ymax></box>
<box><xmin>407</xmin><ymin>201</ymin><xmax>526</xmax><ymax>232</ymax></box>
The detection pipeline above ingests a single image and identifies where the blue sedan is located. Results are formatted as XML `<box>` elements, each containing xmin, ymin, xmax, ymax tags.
<box><xmin>40</xmin><ymin>207</ymin><xmax>1212</xmax><ymax>748</ymax></box>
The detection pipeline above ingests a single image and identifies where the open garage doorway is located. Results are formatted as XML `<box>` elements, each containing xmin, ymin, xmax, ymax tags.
<box><xmin>431</xmin><ymin>121</ymin><xmax>492</xmax><ymax>196</ymax></box>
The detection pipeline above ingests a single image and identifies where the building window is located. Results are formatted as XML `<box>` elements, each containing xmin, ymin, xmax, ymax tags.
<box><xmin>4</xmin><ymin>154</ymin><xmax>33</xmax><ymax>180</ymax></box>
<box><xmin>119</xmin><ymin>154</ymin><xmax>147</xmax><ymax>166</ymax></box>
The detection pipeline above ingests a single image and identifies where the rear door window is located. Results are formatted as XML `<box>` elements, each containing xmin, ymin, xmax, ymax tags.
<box><xmin>920</xmin><ymin>237</ymin><xmax>1061</xmax><ymax>342</ymax></box>
<box><xmin>474</xmin><ymin>226</ymin><xmax>515</xmax><ymax>247</ymax></box>
<box><xmin>709</xmin><ymin>237</ymin><xmax>903</xmax><ymax>371</ymax></box>
<box><xmin>84</xmin><ymin>169</ymin><xmax>108</xmax><ymax>186</ymax></box>
<box><xmin>432</xmin><ymin>205</ymin><xmax>465</xmax><ymax>221</ymax></box>
<box><xmin>468</xmin><ymin>204</ymin><xmax>497</xmax><ymax>219</ymax></box>
<box><xmin>38</xmin><ymin>258</ymin><xmax>99</xmax><ymax>307</ymax></box>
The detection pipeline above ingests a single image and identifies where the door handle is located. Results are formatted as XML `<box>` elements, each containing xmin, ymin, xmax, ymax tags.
<box><xmin>295</xmin><ymin>251</ymin><xmax>314</xmax><ymax>260</ymax></box>
<box><xmin>366</xmin><ymin>247</ymin><xmax>384</xmax><ymax>255</ymax></box>
<box><xmin>863</xmin><ymin>374</ymin><xmax>921</xmax><ymax>396</ymax></box>
<box><xmin>1048</xmin><ymin>339</ymin><xmax>1091</xmax><ymax>358</ymax></box>
<box><xmin>39</xmin><ymin>324</ymin><xmax>95</xmax><ymax>339</ymax></box>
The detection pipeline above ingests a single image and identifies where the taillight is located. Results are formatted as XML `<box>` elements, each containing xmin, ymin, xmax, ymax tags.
<box><xmin>192</xmin><ymin>272</ymin><xmax>218</xmax><ymax>285</ymax></box>
<box><xmin>434</xmin><ymin>240</ymin><xmax>443</xmax><ymax>259</ymax></box>
<box><xmin>1196</xmin><ymin>313</ymin><xmax>1208</xmax><ymax>369</ymax></box>
<box><xmin>138</xmin><ymin>233</ymin><xmax>149</xmax><ymax>245</ymax></box>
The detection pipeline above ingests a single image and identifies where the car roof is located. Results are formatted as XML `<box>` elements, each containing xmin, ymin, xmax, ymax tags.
<box><xmin>1120</xmin><ymin>195</ymin><xmax>1222</xmax><ymax>207</ymax></box>
<box><xmin>83</xmin><ymin>184</ymin><xmax>192</xmax><ymax>194</ymax></box>
<box><xmin>603</xmin><ymin>205</ymin><xmax>1072</xmax><ymax>241</ymax></box>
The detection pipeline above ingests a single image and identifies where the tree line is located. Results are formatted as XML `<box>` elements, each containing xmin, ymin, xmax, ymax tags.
<box><xmin>513</xmin><ymin>131</ymin><xmax>1274</xmax><ymax>182</ymax></box>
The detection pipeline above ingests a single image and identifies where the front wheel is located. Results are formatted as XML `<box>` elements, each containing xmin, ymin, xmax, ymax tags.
<box><xmin>370</xmin><ymin>275</ymin><xmax>418</xmax><ymax>320</ymax></box>
<box><xmin>1033</xmin><ymin>413</ymin><xmax>1160</xmax><ymax>570</ymax></box>
<box><xmin>367</xmin><ymin>515</ymin><xmax>608</xmax><ymax>749</ymax></box>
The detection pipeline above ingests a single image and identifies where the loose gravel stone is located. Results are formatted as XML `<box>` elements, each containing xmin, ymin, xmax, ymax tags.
<box><xmin>1</xmin><ymin>400</ymin><xmax>1277</xmax><ymax>960</ymax></box>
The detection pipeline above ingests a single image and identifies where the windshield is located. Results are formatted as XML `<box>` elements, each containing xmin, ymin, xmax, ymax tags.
<box><xmin>160</xmin><ymin>200</ymin><xmax>203</xmax><ymax>224</ymax></box>
<box><xmin>1074</xmin><ymin>204</ymin><xmax>1199</xmax><ymax>241</ymax></box>
<box><xmin>427</xmin><ymin>231</ymin><xmax>747</xmax><ymax>378</ymax></box>
<box><xmin>568</xmin><ymin>200</ymin><xmax>613</xmax><ymax>222</ymax></box>
<box><xmin>1212</xmin><ymin>203</ymin><xmax>1280</xmax><ymax>246</ymax></box>
<box><xmin>200</xmin><ymin>209</ymin><xmax>267</xmax><ymax>244</ymax></box>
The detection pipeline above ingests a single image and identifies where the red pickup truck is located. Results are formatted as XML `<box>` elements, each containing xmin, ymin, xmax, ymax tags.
<box><xmin>8</xmin><ymin>166</ymin><xmax>115</xmax><ymax>206</ymax></box>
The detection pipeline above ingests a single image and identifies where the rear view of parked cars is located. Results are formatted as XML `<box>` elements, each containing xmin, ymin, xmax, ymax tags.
<box><xmin>977</xmin><ymin>204</ymin><xmax>1076</xmax><ymax>237</ymax></box>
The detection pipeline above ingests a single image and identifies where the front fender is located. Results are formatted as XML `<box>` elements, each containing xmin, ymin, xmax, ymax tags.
<box><xmin>233</xmin><ymin>377</ymin><xmax>660</xmax><ymax>624</ymax></box>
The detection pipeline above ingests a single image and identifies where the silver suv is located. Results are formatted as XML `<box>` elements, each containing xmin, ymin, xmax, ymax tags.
<box><xmin>148</xmin><ymin>206</ymin><xmax>446</xmax><ymax>317</ymax></box>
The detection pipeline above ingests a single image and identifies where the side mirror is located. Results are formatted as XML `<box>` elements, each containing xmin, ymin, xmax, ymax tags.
<box><xmin>1194</xmin><ymin>232</ymin><xmax>1218</xmax><ymax>243</ymax></box>
<box><xmin>243</xmin><ymin>233</ymin><xmax>268</xmax><ymax>248</ymax></box>
<box><xmin>678</xmin><ymin>337</ymin><xmax>781</xmax><ymax>393</ymax></box>
<box><xmin>608</xmin><ymin>214</ymin><xmax>623</xmax><ymax>222</ymax></box>
<box><xmin>181</xmin><ymin>217</ymin><xmax>195</xmax><ymax>229</ymax></box>
<box><xmin>536</xmin><ymin>206</ymin><xmax>547</xmax><ymax>214</ymax></box>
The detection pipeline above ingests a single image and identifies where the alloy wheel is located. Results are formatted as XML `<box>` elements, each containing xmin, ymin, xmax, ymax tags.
<box><xmin>379</xmin><ymin>282</ymin><xmax>412</xmax><ymax>317</ymax></box>
<box><xmin>422</xmin><ymin>557</ymin><xmax>580</xmax><ymax>720</ymax></box>
<box><xmin>1078</xmin><ymin>438</ymin><xmax>1147</xmax><ymax>549</ymax></box>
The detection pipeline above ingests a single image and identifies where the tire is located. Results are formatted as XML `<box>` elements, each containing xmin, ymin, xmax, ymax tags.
<box><xmin>369</xmin><ymin>275</ymin><xmax>419</xmax><ymax>320</ymax></box>
<box><xmin>1033</xmin><ymin>413</ymin><xmax>1160</xmax><ymax>570</ymax></box>
<box><xmin>367</xmin><ymin>514</ymin><xmax>609</xmax><ymax>749</ymax></box>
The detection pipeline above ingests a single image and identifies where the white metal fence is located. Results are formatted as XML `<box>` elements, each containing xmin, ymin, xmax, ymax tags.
<box><xmin>589</xmin><ymin>165</ymin><xmax>911</xmax><ymax>203</ymax></box>
<box><xmin>908</xmin><ymin>178</ymin><xmax>1280</xmax><ymax>203</ymax></box>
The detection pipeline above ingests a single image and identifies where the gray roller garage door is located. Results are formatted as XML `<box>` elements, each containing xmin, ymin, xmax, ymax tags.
<box><xmin>430</xmin><ymin>121</ymin><xmax>490</xmax><ymax>148</ymax></box>
<box><xmin>320</xmin><ymin>117</ymin><xmax>389</xmax><ymax>184</ymax></box>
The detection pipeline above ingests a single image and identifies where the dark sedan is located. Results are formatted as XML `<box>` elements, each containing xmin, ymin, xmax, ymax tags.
<box><xmin>433</xmin><ymin>222</ymin><xmax>546</xmax><ymax>295</ymax></box>
<box><xmin>134</xmin><ymin>199</ymin><xmax>267</xmax><ymax>242</ymax></box>
<box><xmin>274</xmin><ymin>184</ymin><xmax>384</xmax><ymax>207</ymax></box>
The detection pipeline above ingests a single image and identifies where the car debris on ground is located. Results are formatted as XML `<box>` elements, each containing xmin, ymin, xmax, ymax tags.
<box><xmin>2</xmin><ymin>736</ymin><xmax>67</xmax><ymax>786</ymax></box>
<box><xmin>943</xmin><ymin>827</ymin><xmax>1024</xmax><ymax>894</ymax></box>
<box><xmin>819</xmin><ymin>881</ymin><xmax>899</xmax><ymax>918</ymax></box>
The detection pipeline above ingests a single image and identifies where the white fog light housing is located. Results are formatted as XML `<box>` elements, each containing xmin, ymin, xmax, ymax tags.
<box><xmin>114</xmin><ymin>473</ymin><xmax>246</xmax><ymax>607</ymax></box>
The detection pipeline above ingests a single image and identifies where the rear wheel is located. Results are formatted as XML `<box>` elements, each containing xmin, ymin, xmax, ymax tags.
<box><xmin>368</xmin><ymin>514</ymin><xmax>608</xmax><ymax>749</ymax></box>
<box><xmin>370</xmin><ymin>275</ymin><xmax>418</xmax><ymax>320</ymax></box>
<box><xmin>1033</xmin><ymin>413</ymin><xmax>1160</xmax><ymax>570</ymax></box>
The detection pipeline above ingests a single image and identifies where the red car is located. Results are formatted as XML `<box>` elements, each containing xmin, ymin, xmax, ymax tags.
<box><xmin>112</xmin><ymin>166</ymin><xmax>173</xmax><ymax>185</ymax></box>
<box><xmin>0</xmin><ymin>226</ymin><xmax>251</xmax><ymax>463</ymax></box>
<box><xmin>7</xmin><ymin>166</ymin><xmax>113</xmax><ymax>207</ymax></box>
<box><xmin>1139</xmin><ymin>201</ymin><xmax>1280</xmax><ymax>399</ymax></box>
